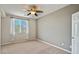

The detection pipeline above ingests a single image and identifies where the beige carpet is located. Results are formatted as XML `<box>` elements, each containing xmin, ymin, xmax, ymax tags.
<box><xmin>1</xmin><ymin>41</ymin><xmax>69</xmax><ymax>54</ymax></box>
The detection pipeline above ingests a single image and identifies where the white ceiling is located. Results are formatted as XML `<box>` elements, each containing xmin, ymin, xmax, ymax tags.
<box><xmin>0</xmin><ymin>4</ymin><xmax>69</xmax><ymax>19</ymax></box>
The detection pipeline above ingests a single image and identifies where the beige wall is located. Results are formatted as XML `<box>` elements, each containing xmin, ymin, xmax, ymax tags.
<box><xmin>2</xmin><ymin>16</ymin><xmax>12</xmax><ymax>45</ymax></box>
<box><xmin>0</xmin><ymin>15</ymin><xmax>1</xmax><ymax>45</ymax></box>
<box><xmin>0</xmin><ymin>10</ymin><xmax>1</xmax><ymax>45</ymax></box>
<box><xmin>1</xmin><ymin>16</ymin><xmax>36</xmax><ymax>45</ymax></box>
<box><xmin>29</xmin><ymin>20</ymin><xmax>36</xmax><ymax>40</ymax></box>
<box><xmin>0</xmin><ymin>11</ymin><xmax>1</xmax><ymax>53</ymax></box>
<box><xmin>38</xmin><ymin>5</ymin><xmax>79</xmax><ymax>51</ymax></box>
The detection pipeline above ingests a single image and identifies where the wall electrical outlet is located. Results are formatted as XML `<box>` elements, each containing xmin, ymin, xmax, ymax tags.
<box><xmin>60</xmin><ymin>43</ymin><xmax>64</xmax><ymax>46</ymax></box>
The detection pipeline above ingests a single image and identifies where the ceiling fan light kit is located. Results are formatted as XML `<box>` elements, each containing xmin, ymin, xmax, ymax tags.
<box><xmin>31</xmin><ymin>11</ymin><xmax>36</xmax><ymax>14</ymax></box>
<box><xmin>24</xmin><ymin>5</ymin><xmax>43</xmax><ymax>16</ymax></box>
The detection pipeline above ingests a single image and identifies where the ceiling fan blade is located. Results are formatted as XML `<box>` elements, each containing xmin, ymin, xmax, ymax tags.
<box><xmin>36</xmin><ymin>10</ymin><xmax>43</xmax><ymax>13</ymax></box>
<box><xmin>27</xmin><ymin>13</ymin><xmax>31</xmax><ymax>16</ymax></box>
<box><xmin>35</xmin><ymin>13</ymin><xmax>38</xmax><ymax>16</ymax></box>
<box><xmin>27</xmin><ymin>10</ymin><xmax>31</xmax><ymax>11</ymax></box>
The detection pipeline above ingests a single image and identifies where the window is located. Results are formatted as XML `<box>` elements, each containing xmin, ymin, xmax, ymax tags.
<box><xmin>10</xmin><ymin>18</ymin><xmax>29</xmax><ymax>35</ymax></box>
<box><xmin>15</xmin><ymin>19</ymin><xmax>21</xmax><ymax>33</ymax></box>
<box><xmin>21</xmin><ymin>20</ymin><xmax>28</xmax><ymax>33</ymax></box>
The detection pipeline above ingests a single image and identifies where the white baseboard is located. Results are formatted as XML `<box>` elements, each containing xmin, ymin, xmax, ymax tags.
<box><xmin>38</xmin><ymin>39</ymin><xmax>71</xmax><ymax>53</ymax></box>
<box><xmin>1</xmin><ymin>39</ymin><xmax>38</xmax><ymax>46</ymax></box>
<box><xmin>1</xmin><ymin>41</ymin><xmax>12</xmax><ymax>46</ymax></box>
<box><xmin>1</xmin><ymin>39</ymin><xmax>27</xmax><ymax>46</ymax></box>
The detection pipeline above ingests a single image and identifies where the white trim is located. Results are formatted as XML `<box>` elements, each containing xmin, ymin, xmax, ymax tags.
<box><xmin>1</xmin><ymin>42</ymin><xmax>11</xmax><ymax>46</ymax></box>
<box><xmin>1</xmin><ymin>39</ymin><xmax>37</xmax><ymax>46</ymax></box>
<box><xmin>38</xmin><ymin>39</ymin><xmax>71</xmax><ymax>53</ymax></box>
<box><xmin>1</xmin><ymin>39</ymin><xmax>27</xmax><ymax>46</ymax></box>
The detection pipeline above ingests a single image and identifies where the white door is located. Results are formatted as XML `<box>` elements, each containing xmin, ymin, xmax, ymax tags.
<box><xmin>72</xmin><ymin>12</ymin><xmax>79</xmax><ymax>54</ymax></box>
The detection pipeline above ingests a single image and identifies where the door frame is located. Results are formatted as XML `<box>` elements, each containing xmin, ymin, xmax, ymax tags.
<box><xmin>72</xmin><ymin>12</ymin><xmax>79</xmax><ymax>54</ymax></box>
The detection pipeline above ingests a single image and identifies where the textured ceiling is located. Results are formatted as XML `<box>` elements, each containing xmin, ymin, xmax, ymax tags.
<box><xmin>0</xmin><ymin>4</ymin><xmax>69</xmax><ymax>19</ymax></box>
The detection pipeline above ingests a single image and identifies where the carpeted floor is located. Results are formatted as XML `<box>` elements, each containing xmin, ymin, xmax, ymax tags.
<box><xmin>1</xmin><ymin>41</ymin><xmax>69</xmax><ymax>54</ymax></box>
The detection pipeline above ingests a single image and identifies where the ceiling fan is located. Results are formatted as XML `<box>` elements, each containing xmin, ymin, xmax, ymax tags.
<box><xmin>24</xmin><ymin>5</ymin><xmax>43</xmax><ymax>16</ymax></box>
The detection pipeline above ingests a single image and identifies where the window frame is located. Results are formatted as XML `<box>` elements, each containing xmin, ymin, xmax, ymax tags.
<box><xmin>10</xmin><ymin>18</ymin><xmax>29</xmax><ymax>35</ymax></box>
